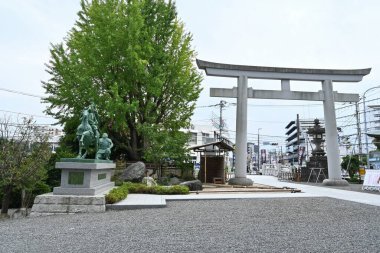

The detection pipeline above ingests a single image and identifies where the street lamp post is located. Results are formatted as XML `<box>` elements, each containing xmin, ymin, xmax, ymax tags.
<box><xmin>257</xmin><ymin>128</ymin><xmax>262</xmax><ymax>171</ymax></box>
<box><xmin>363</xmin><ymin>86</ymin><xmax>380</xmax><ymax>167</ymax></box>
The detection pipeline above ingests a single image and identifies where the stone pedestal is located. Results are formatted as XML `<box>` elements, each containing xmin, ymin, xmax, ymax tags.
<box><xmin>322</xmin><ymin>179</ymin><xmax>349</xmax><ymax>186</ymax></box>
<box><xmin>304</xmin><ymin>156</ymin><xmax>328</xmax><ymax>182</ymax></box>
<box><xmin>53</xmin><ymin>159</ymin><xmax>115</xmax><ymax>195</ymax></box>
<box><xmin>31</xmin><ymin>159</ymin><xmax>115</xmax><ymax>216</ymax></box>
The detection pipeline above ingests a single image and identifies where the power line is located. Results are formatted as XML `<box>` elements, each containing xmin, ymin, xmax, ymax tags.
<box><xmin>226</xmin><ymin>130</ymin><xmax>286</xmax><ymax>139</ymax></box>
<box><xmin>196</xmin><ymin>103</ymin><xmax>321</xmax><ymax>108</ymax></box>
<box><xmin>0</xmin><ymin>122</ymin><xmax>55</xmax><ymax>127</ymax></box>
<box><xmin>0</xmin><ymin>87</ymin><xmax>45</xmax><ymax>98</ymax></box>
<box><xmin>336</xmin><ymin>97</ymin><xmax>380</xmax><ymax>110</ymax></box>
<box><xmin>247</xmin><ymin>104</ymin><xmax>321</xmax><ymax>107</ymax></box>
<box><xmin>0</xmin><ymin>109</ymin><xmax>52</xmax><ymax>119</ymax></box>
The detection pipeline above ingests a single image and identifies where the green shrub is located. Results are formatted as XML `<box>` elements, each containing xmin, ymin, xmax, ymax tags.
<box><xmin>33</xmin><ymin>182</ymin><xmax>51</xmax><ymax>195</ymax></box>
<box><xmin>123</xmin><ymin>182</ymin><xmax>150</xmax><ymax>193</ymax></box>
<box><xmin>169</xmin><ymin>185</ymin><xmax>189</xmax><ymax>194</ymax></box>
<box><xmin>111</xmin><ymin>176</ymin><xmax>124</xmax><ymax>186</ymax></box>
<box><xmin>105</xmin><ymin>183</ymin><xmax>189</xmax><ymax>204</ymax></box>
<box><xmin>45</xmin><ymin>147</ymin><xmax>77</xmax><ymax>190</ymax></box>
<box><xmin>150</xmin><ymin>185</ymin><xmax>189</xmax><ymax>195</ymax></box>
<box><xmin>344</xmin><ymin>174</ymin><xmax>362</xmax><ymax>183</ymax></box>
<box><xmin>152</xmin><ymin>186</ymin><xmax>167</xmax><ymax>195</ymax></box>
<box><xmin>341</xmin><ymin>155</ymin><xmax>360</xmax><ymax>179</ymax></box>
<box><xmin>105</xmin><ymin>185</ymin><xmax>129</xmax><ymax>204</ymax></box>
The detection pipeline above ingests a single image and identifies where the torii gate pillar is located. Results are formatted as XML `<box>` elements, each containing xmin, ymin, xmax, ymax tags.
<box><xmin>232</xmin><ymin>75</ymin><xmax>252</xmax><ymax>185</ymax></box>
<box><xmin>322</xmin><ymin>80</ymin><xmax>345</xmax><ymax>185</ymax></box>
<box><xmin>197</xmin><ymin>59</ymin><xmax>371</xmax><ymax>186</ymax></box>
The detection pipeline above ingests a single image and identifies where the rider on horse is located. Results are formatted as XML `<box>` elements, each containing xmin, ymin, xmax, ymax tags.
<box><xmin>76</xmin><ymin>102</ymin><xmax>113</xmax><ymax>159</ymax></box>
<box><xmin>76</xmin><ymin>102</ymin><xmax>100</xmax><ymax>158</ymax></box>
<box><xmin>85</xmin><ymin>102</ymin><xmax>100</xmax><ymax>143</ymax></box>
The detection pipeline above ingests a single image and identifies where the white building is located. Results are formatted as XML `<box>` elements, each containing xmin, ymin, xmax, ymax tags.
<box><xmin>37</xmin><ymin>126</ymin><xmax>64</xmax><ymax>153</ymax></box>
<box><xmin>185</xmin><ymin>124</ymin><xmax>217</xmax><ymax>164</ymax></box>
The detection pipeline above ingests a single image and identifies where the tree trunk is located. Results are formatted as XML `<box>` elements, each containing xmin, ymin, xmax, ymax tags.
<box><xmin>127</xmin><ymin>148</ymin><xmax>139</xmax><ymax>161</ymax></box>
<box><xmin>127</xmin><ymin>127</ymin><xmax>143</xmax><ymax>161</ymax></box>
<box><xmin>1</xmin><ymin>185</ymin><xmax>12</xmax><ymax>215</ymax></box>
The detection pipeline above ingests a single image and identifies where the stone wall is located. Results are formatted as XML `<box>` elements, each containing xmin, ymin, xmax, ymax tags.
<box><xmin>30</xmin><ymin>193</ymin><xmax>106</xmax><ymax>216</ymax></box>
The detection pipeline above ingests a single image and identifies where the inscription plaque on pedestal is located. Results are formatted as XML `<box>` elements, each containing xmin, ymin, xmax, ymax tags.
<box><xmin>69</xmin><ymin>171</ymin><xmax>85</xmax><ymax>185</ymax></box>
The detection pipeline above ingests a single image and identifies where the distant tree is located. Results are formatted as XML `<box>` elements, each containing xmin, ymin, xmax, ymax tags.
<box><xmin>143</xmin><ymin>128</ymin><xmax>191</xmax><ymax>169</ymax></box>
<box><xmin>0</xmin><ymin>116</ymin><xmax>51</xmax><ymax>215</ymax></box>
<box><xmin>45</xmin><ymin>146</ymin><xmax>77</xmax><ymax>191</ymax></box>
<box><xmin>341</xmin><ymin>155</ymin><xmax>360</xmax><ymax>179</ymax></box>
<box><xmin>42</xmin><ymin>0</ymin><xmax>202</xmax><ymax>161</ymax></box>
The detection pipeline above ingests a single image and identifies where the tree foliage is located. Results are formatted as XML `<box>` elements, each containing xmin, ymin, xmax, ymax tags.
<box><xmin>43</xmin><ymin>0</ymin><xmax>202</xmax><ymax>161</ymax></box>
<box><xmin>341</xmin><ymin>155</ymin><xmax>360</xmax><ymax>179</ymax></box>
<box><xmin>45</xmin><ymin>146</ymin><xmax>77</xmax><ymax>191</ymax></box>
<box><xmin>0</xmin><ymin>116</ymin><xmax>51</xmax><ymax>215</ymax></box>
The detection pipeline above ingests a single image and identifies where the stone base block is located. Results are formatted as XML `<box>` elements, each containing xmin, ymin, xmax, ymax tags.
<box><xmin>322</xmin><ymin>179</ymin><xmax>349</xmax><ymax>186</ymax></box>
<box><xmin>30</xmin><ymin>193</ymin><xmax>106</xmax><ymax>217</ymax></box>
<box><xmin>228</xmin><ymin>177</ymin><xmax>254</xmax><ymax>186</ymax></box>
<box><xmin>53</xmin><ymin>182</ymin><xmax>115</xmax><ymax>196</ymax></box>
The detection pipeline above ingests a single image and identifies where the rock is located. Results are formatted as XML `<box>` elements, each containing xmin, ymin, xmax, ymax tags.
<box><xmin>180</xmin><ymin>180</ymin><xmax>203</xmax><ymax>191</ymax></box>
<box><xmin>169</xmin><ymin>177</ymin><xmax>181</xmax><ymax>185</ymax></box>
<box><xmin>121</xmin><ymin>162</ymin><xmax>146</xmax><ymax>182</ymax></box>
<box><xmin>157</xmin><ymin>177</ymin><xmax>170</xmax><ymax>186</ymax></box>
<box><xmin>146</xmin><ymin>169</ymin><xmax>154</xmax><ymax>176</ymax></box>
<box><xmin>142</xmin><ymin>176</ymin><xmax>157</xmax><ymax>187</ymax></box>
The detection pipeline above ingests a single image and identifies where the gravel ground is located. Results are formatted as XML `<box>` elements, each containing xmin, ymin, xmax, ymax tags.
<box><xmin>0</xmin><ymin>197</ymin><xmax>379</xmax><ymax>253</ymax></box>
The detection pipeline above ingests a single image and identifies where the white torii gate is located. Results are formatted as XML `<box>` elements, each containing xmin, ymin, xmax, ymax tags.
<box><xmin>197</xmin><ymin>59</ymin><xmax>371</xmax><ymax>186</ymax></box>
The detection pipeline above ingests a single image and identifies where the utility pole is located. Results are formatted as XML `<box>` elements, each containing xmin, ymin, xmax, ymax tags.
<box><xmin>355</xmin><ymin>101</ymin><xmax>363</xmax><ymax>156</ymax></box>
<box><xmin>258</xmin><ymin>128</ymin><xmax>261</xmax><ymax>171</ymax></box>
<box><xmin>219</xmin><ymin>100</ymin><xmax>227</xmax><ymax>140</ymax></box>
<box><xmin>296</xmin><ymin>114</ymin><xmax>300</xmax><ymax>164</ymax></box>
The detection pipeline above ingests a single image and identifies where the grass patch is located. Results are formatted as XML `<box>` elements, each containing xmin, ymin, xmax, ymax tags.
<box><xmin>105</xmin><ymin>182</ymin><xmax>189</xmax><ymax>204</ymax></box>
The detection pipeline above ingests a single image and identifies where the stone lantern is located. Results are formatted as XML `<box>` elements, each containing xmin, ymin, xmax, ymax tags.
<box><xmin>304</xmin><ymin>118</ymin><xmax>328</xmax><ymax>181</ymax></box>
<box><xmin>307</xmin><ymin>119</ymin><xmax>326</xmax><ymax>157</ymax></box>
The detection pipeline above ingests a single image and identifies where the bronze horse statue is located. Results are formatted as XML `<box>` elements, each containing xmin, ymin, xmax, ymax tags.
<box><xmin>76</xmin><ymin>109</ymin><xmax>98</xmax><ymax>158</ymax></box>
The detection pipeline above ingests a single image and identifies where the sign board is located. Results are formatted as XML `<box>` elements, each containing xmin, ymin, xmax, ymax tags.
<box><xmin>298</xmin><ymin>146</ymin><xmax>305</xmax><ymax>166</ymax></box>
<box><xmin>362</xmin><ymin>170</ymin><xmax>380</xmax><ymax>192</ymax></box>
<box><xmin>260</xmin><ymin>149</ymin><xmax>267</xmax><ymax>164</ymax></box>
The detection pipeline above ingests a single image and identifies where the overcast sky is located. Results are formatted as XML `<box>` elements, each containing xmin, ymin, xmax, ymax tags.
<box><xmin>1</xmin><ymin>0</ymin><xmax>380</xmax><ymax>146</ymax></box>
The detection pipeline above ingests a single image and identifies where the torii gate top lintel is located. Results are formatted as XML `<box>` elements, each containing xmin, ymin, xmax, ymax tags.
<box><xmin>196</xmin><ymin>59</ymin><xmax>371</xmax><ymax>82</ymax></box>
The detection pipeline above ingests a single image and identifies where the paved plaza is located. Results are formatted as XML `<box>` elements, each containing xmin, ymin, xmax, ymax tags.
<box><xmin>1</xmin><ymin>176</ymin><xmax>380</xmax><ymax>253</ymax></box>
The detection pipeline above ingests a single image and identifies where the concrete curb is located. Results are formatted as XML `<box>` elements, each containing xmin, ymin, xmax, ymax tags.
<box><xmin>106</xmin><ymin>204</ymin><xmax>166</xmax><ymax>210</ymax></box>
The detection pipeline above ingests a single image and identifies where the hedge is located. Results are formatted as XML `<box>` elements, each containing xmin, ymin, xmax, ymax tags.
<box><xmin>105</xmin><ymin>182</ymin><xmax>189</xmax><ymax>204</ymax></box>
<box><xmin>105</xmin><ymin>185</ymin><xmax>129</xmax><ymax>204</ymax></box>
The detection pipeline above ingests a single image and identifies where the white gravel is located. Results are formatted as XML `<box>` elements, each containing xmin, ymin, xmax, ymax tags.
<box><xmin>0</xmin><ymin>197</ymin><xmax>379</xmax><ymax>253</ymax></box>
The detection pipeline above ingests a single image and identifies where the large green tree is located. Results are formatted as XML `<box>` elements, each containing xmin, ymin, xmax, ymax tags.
<box><xmin>0</xmin><ymin>117</ymin><xmax>51</xmax><ymax>215</ymax></box>
<box><xmin>43</xmin><ymin>0</ymin><xmax>202</xmax><ymax>161</ymax></box>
